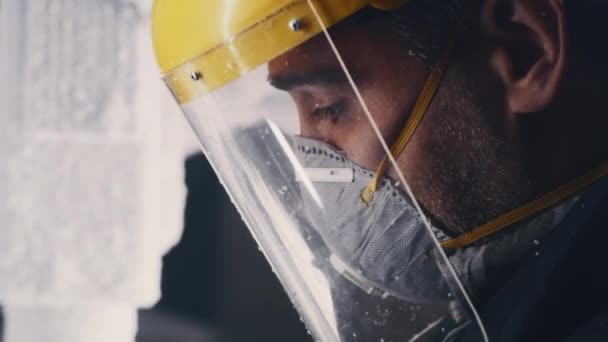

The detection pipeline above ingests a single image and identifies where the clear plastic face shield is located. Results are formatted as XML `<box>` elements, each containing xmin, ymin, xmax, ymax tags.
<box><xmin>163</xmin><ymin>2</ymin><xmax>488</xmax><ymax>341</ymax></box>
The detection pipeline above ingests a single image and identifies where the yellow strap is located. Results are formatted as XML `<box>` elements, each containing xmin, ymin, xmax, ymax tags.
<box><xmin>441</xmin><ymin>161</ymin><xmax>608</xmax><ymax>249</ymax></box>
<box><xmin>360</xmin><ymin>36</ymin><xmax>455</xmax><ymax>205</ymax></box>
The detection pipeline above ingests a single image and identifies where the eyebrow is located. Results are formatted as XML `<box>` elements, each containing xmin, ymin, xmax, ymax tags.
<box><xmin>268</xmin><ymin>67</ymin><xmax>350</xmax><ymax>91</ymax></box>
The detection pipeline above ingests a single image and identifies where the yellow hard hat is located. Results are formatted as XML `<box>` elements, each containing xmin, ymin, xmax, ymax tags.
<box><xmin>152</xmin><ymin>0</ymin><xmax>409</xmax><ymax>103</ymax></box>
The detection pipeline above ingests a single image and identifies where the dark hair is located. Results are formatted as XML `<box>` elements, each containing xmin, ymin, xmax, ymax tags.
<box><xmin>388</xmin><ymin>0</ymin><xmax>467</xmax><ymax>62</ymax></box>
<box><xmin>351</xmin><ymin>0</ymin><xmax>606</xmax><ymax>74</ymax></box>
<box><xmin>346</xmin><ymin>0</ymin><xmax>466</xmax><ymax>64</ymax></box>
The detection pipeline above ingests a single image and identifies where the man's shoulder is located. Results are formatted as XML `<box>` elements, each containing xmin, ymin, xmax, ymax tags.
<box><xmin>453</xmin><ymin>178</ymin><xmax>608</xmax><ymax>342</ymax></box>
<box><xmin>565</xmin><ymin>315</ymin><xmax>608</xmax><ymax>342</ymax></box>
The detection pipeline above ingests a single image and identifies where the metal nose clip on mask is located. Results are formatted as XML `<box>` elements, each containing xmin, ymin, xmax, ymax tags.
<box><xmin>293</xmin><ymin>136</ymin><xmax>451</xmax><ymax>303</ymax></box>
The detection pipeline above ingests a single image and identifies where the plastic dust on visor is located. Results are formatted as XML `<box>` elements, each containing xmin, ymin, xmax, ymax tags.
<box><xmin>160</xmin><ymin>1</ymin><xmax>489</xmax><ymax>341</ymax></box>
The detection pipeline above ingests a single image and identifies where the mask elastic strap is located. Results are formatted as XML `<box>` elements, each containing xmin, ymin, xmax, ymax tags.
<box><xmin>441</xmin><ymin>161</ymin><xmax>608</xmax><ymax>249</ymax></box>
<box><xmin>360</xmin><ymin>37</ymin><xmax>456</xmax><ymax>205</ymax></box>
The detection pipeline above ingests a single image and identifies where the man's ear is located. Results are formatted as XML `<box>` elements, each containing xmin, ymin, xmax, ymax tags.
<box><xmin>481</xmin><ymin>0</ymin><xmax>568</xmax><ymax>114</ymax></box>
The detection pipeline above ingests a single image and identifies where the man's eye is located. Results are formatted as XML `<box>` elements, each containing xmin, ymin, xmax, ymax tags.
<box><xmin>312</xmin><ymin>100</ymin><xmax>345</xmax><ymax>122</ymax></box>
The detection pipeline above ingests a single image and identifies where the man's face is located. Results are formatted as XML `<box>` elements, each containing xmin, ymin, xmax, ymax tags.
<box><xmin>269</xmin><ymin>11</ymin><xmax>536</xmax><ymax>234</ymax></box>
<box><xmin>269</xmin><ymin>16</ymin><xmax>431</xmax><ymax>171</ymax></box>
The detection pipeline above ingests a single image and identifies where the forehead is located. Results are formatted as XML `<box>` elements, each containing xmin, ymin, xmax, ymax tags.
<box><xmin>269</xmin><ymin>16</ymin><xmax>404</xmax><ymax>77</ymax></box>
<box><xmin>268</xmin><ymin>14</ymin><xmax>431</xmax><ymax>86</ymax></box>
<box><xmin>268</xmin><ymin>20</ymin><xmax>363</xmax><ymax>81</ymax></box>
<box><xmin>268</xmin><ymin>33</ymin><xmax>336</xmax><ymax>81</ymax></box>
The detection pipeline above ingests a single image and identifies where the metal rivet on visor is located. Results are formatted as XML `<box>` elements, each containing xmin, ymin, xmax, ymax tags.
<box><xmin>289</xmin><ymin>18</ymin><xmax>303</xmax><ymax>31</ymax></box>
<box><xmin>190</xmin><ymin>71</ymin><xmax>202</xmax><ymax>81</ymax></box>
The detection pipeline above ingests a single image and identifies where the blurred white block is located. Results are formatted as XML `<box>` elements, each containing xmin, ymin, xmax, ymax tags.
<box><xmin>0</xmin><ymin>0</ymin><xmax>198</xmax><ymax>341</ymax></box>
<box><xmin>4</xmin><ymin>304</ymin><xmax>137</xmax><ymax>342</ymax></box>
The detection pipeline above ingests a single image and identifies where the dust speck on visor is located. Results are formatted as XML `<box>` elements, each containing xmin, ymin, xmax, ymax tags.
<box><xmin>153</xmin><ymin>0</ymin><xmax>489</xmax><ymax>341</ymax></box>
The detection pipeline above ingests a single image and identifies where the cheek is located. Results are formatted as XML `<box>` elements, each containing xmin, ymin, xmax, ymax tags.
<box><xmin>340</xmin><ymin>119</ymin><xmax>387</xmax><ymax>168</ymax></box>
<box><xmin>368</xmin><ymin>93</ymin><xmax>411</xmax><ymax>144</ymax></box>
<box><xmin>356</xmin><ymin>64</ymin><xmax>431</xmax><ymax>165</ymax></box>
<box><xmin>346</xmin><ymin>84</ymin><xmax>425</xmax><ymax>170</ymax></box>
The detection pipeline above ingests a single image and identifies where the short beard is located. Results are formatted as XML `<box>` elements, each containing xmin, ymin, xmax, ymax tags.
<box><xmin>412</xmin><ymin>60</ymin><xmax>537</xmax><ymax>236</ymax></box>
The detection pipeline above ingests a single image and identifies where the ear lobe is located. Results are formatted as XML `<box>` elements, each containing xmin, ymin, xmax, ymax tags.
<box><xmin>483</xmin><ymin>0</ymin><xmax>568</xmax><ymax>114</ymax></box>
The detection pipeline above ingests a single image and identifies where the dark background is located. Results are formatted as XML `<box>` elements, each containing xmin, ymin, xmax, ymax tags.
<box><xmin>149</xmin><ymin>153</ymin><xmax>312</xmax><ymax>342</ymax></box>
<box><xmin>0</xmin><ymin>153</ymin><xmax>311</xmax><ymax>342</ymax></box>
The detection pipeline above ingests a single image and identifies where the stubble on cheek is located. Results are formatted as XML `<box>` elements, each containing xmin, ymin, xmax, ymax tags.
<box><xmin>398</xmin><ymin>62</ymin><xmax>536</xmax><ymax>236</ymax></box>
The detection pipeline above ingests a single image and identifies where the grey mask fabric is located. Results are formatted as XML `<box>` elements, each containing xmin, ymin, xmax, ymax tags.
<box><xmin>291</xmin><ymin>135</ymin><xmax>581</xmax><ymax>307</ymax></box>
<box><xmin>292</xmin><ymin>136</ymin><xmax>451</xmax><ymax>303</ymax></box>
